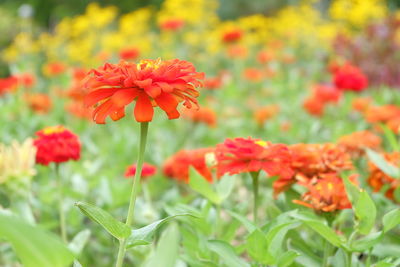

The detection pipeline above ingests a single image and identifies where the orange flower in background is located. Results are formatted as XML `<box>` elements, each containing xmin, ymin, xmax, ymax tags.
<box><xmin>43</xmin><ymin>62</ymin><xmax>66</xmax><ymax>76</ymax></box>
<box><xmin>387</xmin><ymin>117</ymin><xmax>400</xmax><ymax>134</ymax></box>
<box><xmin>160</xmin><ymin>18</ymin><xmax>185</xmax><ymax>31</ymax></box>
<box><xmin>18</xmin><ymin>73</ymin><xmax>36</xmax><ymax>88</ymax></box>
<box><xmin>0</xmin><ymin>76</ymin><xmax>18</xmax><ymax>96</ymax></box>
<box><xmin>25</xmin><ymin>93</ymin><xmax>52</xmax><ymax>114</ymax></box>
<box><xmin>119</xmin><ymin>47</ymin><xmax>140</xmax><ymax>61</ymax></box>
<box><xmin>290</xmin><ymin>143</ymin><xmax>353</xmax><ymax>177</ymax></box>
<box><xmin>183</xmin><ymin>106</ymin><xmax>217</xmax><ymax>127</ymax></box>
<box><xmin>204</xmin><ymin>76</ymin><xmax>223</xmax><ymax>90</ymax></box>
<box><xmin>352</xmin><ymin>97</ymin><xmax>372</xmax><ymax>112</ymax></box>
<box><xmin>33</xmin><ymin>126</ymin><xmax>81</xmax><ymax>166</ymax></box>
<box><xmin>84</xmin><ymin>59</ymin><xmax>204</xmax><ymax>123</ymax></box>
<box><xmin>65</xmin><ymin>102</ymin><xmax>93</xmax><ymax>120</ymax></box>
<box><xmin>257</xmin><ymin>50</ymin><xmax>274</xmax><ymax>64</ymax></box>
<box><xmin>303</xmin><ymin>97</ymin><xmax>324</xmax><ymax>116</ymax></box>
<box><xmin>215</xmin><ymin>137</ymin><xmax>293</xmax><ymax>179</ymax></box>
<box><xmin>226</xmin><ymin>45</ymin><xmax>248</xmax><ymax>59</ymax></box>
<box><xmin>222</xmin><ymin>29</ymin><xmax>243</xmax><ymax>43</ymax></box>
<box><xmin>243</xmin><ymin>68</ymin><xmax>264</xmax><ymax>82</ymax></box>
<box><xmin>364</xmin><ymin>105</ymin><xmax>400</xmax><ymax>124</ymax></box>
<box><xmin>125</xmin><ymin>162</ymin><xmax>157</xmax><ymax>179</ymax></box>
<box><xmin>253</xmin><ymin>105</ymin><xmax>279</xmax><ymax>127</ymax></box>
<box><xmin>333</xmin><ymin>63</ymin><xmax>368</xmax><ymax>92</ymax></box>
<box><xmin>293</xmin><ymin>173</ymin><xmax>355</xmax><ymax>212</ymax></box>
<box><xmin>163</xmin><ymin>148</ymin><xmax>215</xmax><ymax>183</ymax></box>
<box><xmin>338</xmin><ymin>130</ymin><xmax>381</xmax><ymax>157</ymax></box>
<box><xmin>368</xmin><ymin>152</ymin><xmax>400</xmax><ymax>201</ymax></box>
<box><xmin>273</xmin><ymin>143</ymin><xmax>353</xmax><ymax>195</ymax></box>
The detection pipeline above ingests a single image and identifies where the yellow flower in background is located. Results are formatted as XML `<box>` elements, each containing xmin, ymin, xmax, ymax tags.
<box><xmin>330</xmin><ymin>0</ymin><xmax>388</xmax><ymax>28</ymax></box>
<box><xmin>0</xmin><ymin>139</ymin><xmax>37</xmax><ymax>184</ymax></box>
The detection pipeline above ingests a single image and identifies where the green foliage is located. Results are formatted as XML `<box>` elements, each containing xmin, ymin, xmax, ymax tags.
<box><xmin>0</xmin><ymin>212</ymin><xmax>74</xmax><ymax>267</ymax></box>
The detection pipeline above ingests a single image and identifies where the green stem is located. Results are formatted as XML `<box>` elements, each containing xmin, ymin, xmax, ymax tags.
<box><xmin>115</xmin><ymin>122</ymin><xmax>149</xmax><ymax>267</ymax></box>
<box><xmin>366</xmin><ymin>248</ymin><xmax>372</xmax><ymax>267</ymax></box>
<box><xmin>250</xmin><ymin>172</ymin><xmax>260</xmax><ymax>224</ymax></box>
<box><xmin>322</xmin><ymin>240</ymin><xmax>331</xmax><ymax>267</ymax></box>
<box><xmin>55</xmin><ymin>164</ymin><xmax>67</xmax><ymax>243</ymax></box>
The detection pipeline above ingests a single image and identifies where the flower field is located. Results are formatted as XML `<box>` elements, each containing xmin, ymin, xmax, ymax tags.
<box><xmin>1</xmin><ymin>0</ymin><xmax>400</xmax><ymax>266</ymax></box>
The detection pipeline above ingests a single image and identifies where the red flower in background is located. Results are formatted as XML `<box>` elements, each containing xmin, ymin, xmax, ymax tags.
<box><xmin>160</xmin><ymin>18</ymin><xmax>185</xmax><ymax>31</ymax></box>
<box><xmin>352</xmin><ymin>97</ymin><xmax>372</xmax><ymax>112</ymax></box>
<box><xmin>119</xmin><ymin>47</ymin><xmax>140</xmax><ymax>61</ymax></box>
<box><xmin>293</xmin><ymin>173</ymin><xmax>356</xmax><ymax>212</ymax></box>
<box><xmin>34</xmin><ymin>126</ymin><xmax>81</xmax><ymax>165</ymax></box>
<box><xmin>313</xmin><ymin>84</ymin><xmax>341</xmax><ymax>104</ymax></box>
<box><xmin>215</xmin><ymin>137</ymin><xmax>293</xmax><ymax>179</ymax></box>
<box><xmin>84</xmin><ymin>59</ymin><xmax>204</xmax><ymax>123</ymax></box>
<box><xmin>204</xmin><ymin>76</ymin><xmax>223</xmax><ymax>90</ymax></box>
<box><xmin>333</xmin><ymin>63</ymin><xmax>368</xmax><ymax>92</ymax></box>
<box><xmin>222</xmin><ymin>29</ymin><xmax>243</xmax><ymax>43</ymax></box>
<box><xmin>0</xmin><ymin>76</ymin><xmax>18</xmax><ymax>96</ymax></box>
<box><xmin>183</xmin><ymin>106</ymin><xmax>217</xmax><ymax>127</ymax></box>
<box><xmin>18</xmin><ymin>73</ymin><xmax>36</xmax><ymax>88</ymax></box>
<box><xmin>303</xmin><ymin>97</ymin><xmax>324</xmax><ymax>116</ymax></box>
<box><xmin>243</xmin><ymin>68</ymin><xmax>264</xmax><ymax>82</ymax></box>
<box><xmin>163</xmin><ymin>148</ymin><xmax>215</xmax><ymax>183</ymax></box>
<box><xmin>125</xmin><ymin>163</ymin><xmax>157</xmax><ymax>179</ymax></box>
<box><xmin>257</xmin><ymin>50</ymin><xmax>274</xmax><ymax>64</ymax></box>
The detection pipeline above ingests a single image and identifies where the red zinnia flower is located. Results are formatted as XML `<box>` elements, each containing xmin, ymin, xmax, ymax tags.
<box><xmin>333</xmin><ymin>63</ymin><xmax>368</xmax><ymax>92</ymax></box>
<box><xmin>163</xmin><ymin>148</ymin><xmax>215</xmax><ymax>183</ymax></box>
<box><xmin>160</xmin><ymin>18</ymin><xmax>185</xmax><ymax>31</ymax></box>
<box><xmin>43</xmin><ymin>62</ymin><xmax>66</xmax><ymax>76</ymax></box>
<box><xmin>84</xmin><ymin>59</ymin><xmax>204</xmax><ymax>123</ymax></box>
<box><xmin>215</xmin><ymin>137</ymin><xmax>293</xmax><ymax>179</ymax></box>
<box><xmin>18</xmin><ymin>73</ymin><xmax>36</xmax><ymax>88</ymax></box>
<box><xmin>33</xmin><ymin>126</ymin><xmax>81</xmax><ymax>166</ymax></box>
<box><xmin>222</xmin><ymin>29</ymin><xmax>243</xmax><ymax>43</ymax></box>
<box><xmin>293</xmin><ymin>173</ymin><xmax>355</xmax><ymax>212</ymax></box>
<box><xmin>0</xmin><ymin>76</ymin><xmax>18</xmax><ymax>96</ymax></box>
<box><xmin>313</xmin><ymin>84</ymin><xmax>341</xmax><ymax>104</ymax></box>
<box><xmin>303</xmin><ymin>97</ymin><xmax>324</xmax><ymax>116</ymax></box>
<box><xmin>204</xmin><ymin>77</ymin><xmax>223</xmax><ymax>90</ymax></box>
<box><xmin>119</xmin><ymin>47</ymin><xmax>140</xmax><ymax>61</ymax></box>
<box><xmin>124</xmin><ymin>163</ymin><xmax>157</xmax><ymax>179</ymax></box>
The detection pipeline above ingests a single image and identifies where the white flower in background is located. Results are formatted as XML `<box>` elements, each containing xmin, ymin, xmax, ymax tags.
<box><xmin>0</xmin><ymin>138</ymin><xmax>37</xmax><ymax>184</ymax></box>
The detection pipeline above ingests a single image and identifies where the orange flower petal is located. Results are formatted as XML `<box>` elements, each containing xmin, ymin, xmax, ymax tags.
<box><xmin>84</xmin><ymin>88</ymin><xmax>119</xmax><ymax>107</ymax></box>
<box><xmin>154</xmin><ymin>92</ymin><xmax>180</xmax><ymax>119</ymax></box>
<box><xmin>134</xmin><ymin>93</ymin><xmax>154</xmax><ymax>122</ymax></box>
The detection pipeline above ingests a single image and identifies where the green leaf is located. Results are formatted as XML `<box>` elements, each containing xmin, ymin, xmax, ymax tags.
<box><xmin>68</xmin><ymin>229</ymin><xmax>91</xmax><ymax>255</ymax></box>
<box><xmin>75</xmin><ymin>201</ymin><xmax>130</xmax><ymax>240</ymax></box>
<box><xmin>189</xmin><ymin>167</ymin><xmax>221</xmax><ymax>204</ymax></box>
<box><xmin>380</xmin><ymin>124</ymin><xmax>400</xmax><ymax>152</ymax></box>
<box><xmin>0</xmin><ymin>212</ymin><xmax>74</xmax><ymax>267</ymax></box>
<box><xmin>126</xmin><ymin>214</ymin><xmax>195</xmax><ymax>248</ymax></box>
<box><xmin>216</xmin><ymin>175</ymin><xmax>235</xmax><ymax>201</ymax></box>
<box><xmin>350</xmin><ymin>231</ymin><xmax>383</xmax><ymax>252</ymax></box>
<box><xmin>383</xmin><ymin>208</ymin><xmax>400</xmax><ymax>233</ymax></box>
<box><xmin>291</xmin><ymin>212</ymin><xmax>342</xmax><ymax>246</ymax></box>
<box><xmin>266</xmin><ymin>221</ymin><xmax>301</xmax><ymax>256</ymax></box>
<box><xmin>208</xmin><ymin>240</ymin><xmax>250</xmax><ymax>267</ymax></box>
<box><xmin>366</xmin><ymin>149</ymin><xmax>400</xmax><ymax>179</ymax></box>
<box><xmin>227</xmin><ymin>210</ymin><xmax>257</xmax><ymax>233</ymax></box>
<box><xmin>343</xmin><ymin>175</ymin><xmax>361</xmax><ymax>204</ymax></box>
<box><xmin>277</xmin><ymin>250</ymin><xmax>300</xmax><ymax>267</ymax></box>
<box><xmin>143</xmin><ymin>223</ymin><xmax>180</xmax><ymax>267</ymax></box>
<box><xmin>246</xmin><ymin>229</ymin><xmax>273</xmax><ymax>264</ymax></box>
<box><xmin>354</xmin><ymin>191</ymin><xmax>376</xmax><ymax>235</ymax></box>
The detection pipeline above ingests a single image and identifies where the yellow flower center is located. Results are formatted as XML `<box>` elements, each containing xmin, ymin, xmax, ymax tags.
<box><xmin>255</xmin><ymin>140</ymin><xmax>268</xmax><ymax>147</ymax></box>
<box><xmin>138</xmin><ymin>58</ymin><xmax>162</xmax><ymax>70</ymax></box>
<box><xmin>42</xmin><ymin>126</ymin><xmax>65</xmax><ymax>135</ymax></box>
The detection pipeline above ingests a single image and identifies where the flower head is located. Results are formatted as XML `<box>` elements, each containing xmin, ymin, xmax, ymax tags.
<box><xmin>352</xmin><ymin>97</ymin><xmax>372</xmax><ymax>112</ymax></box>
<box><xmin>84</xmin><ymin>59</ymin><xmax>204</xmax><ymax>123</ymax></box>
<box><xmin>338</xmin><ymin>130</ymin><xmax>381</xmax><ymax>157</ymax></box>
<box><xmin>253</xmin><ymin>105</ymin><xmax>279</xmax><ymax>127</ymax></box>
<box><xmin>124</xmin><ymin>163</ymin><xmax>157</xmax><ymax>179</ymax></box>
<box><xmin>183</xmin><ymin>106</ymin><xmax>217</xmax><ymax>127</ymax></box>
<box><xmin>0</xmin><ymin>76</ymin><xmax>18</xmax><ymax>96</ymax></box>
<box><xmin>163</xmin><ymin>148</ymin><xmax>215</xmax><ymax>183</ymax></box>
<box><xmin>222</xmin><ymin>29</ymin><xmax>243</xmax><ymax>43</ymax></box>
<box><xmin>215</xmin><ymin>137</ymin><xmax>293</xmax><ymax>179</ymax></box>
<box><xmin>368</xmin><ymin>152</ymin><xmax>400</xmax><ymax>201</ymax></box>
<box><xmin>159</xmin><ymin>18</ymin><xmax>185</xmax><ymax>31</ymax></box>
<box><xmin>293</xmin><ymin>173</ymin><xmax>355</xmax><ymax>212</ymax></box>
<box><xmin>43</xmin><ymin>62</ymin><xmax>66</xmax><ymax>76</ymax></box>
<box><xmin>119</xmin><ymin>47</ymin><xmax>140</xmax><ymax>61</ymax></box>
<box><xmin>333</xmin><ymin>63</ymin><xmax>368</xmax><ymax>92</ymax></box>
<box><xmin>25</xmin><ymin>93</ymin><xmax>52</xmax><ymax>114</ymax></box>
<box><xmin>33</xmin><ymin>126</ymin><xmax>81</xmax><ymax>166</ymax></box>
